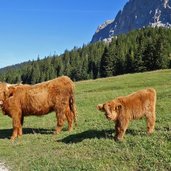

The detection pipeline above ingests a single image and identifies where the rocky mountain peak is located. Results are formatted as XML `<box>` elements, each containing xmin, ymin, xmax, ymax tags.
<box><xmin>91</xmin><ymin>0</ymin><xmax>171</xmax><ymax>43</ymax></box>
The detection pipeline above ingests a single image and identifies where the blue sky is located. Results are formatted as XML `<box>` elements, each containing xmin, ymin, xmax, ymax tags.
<box><xmin>0</xmin><ymin>0</ymin><xmax>128</xmax><ymax>68</ymax></box>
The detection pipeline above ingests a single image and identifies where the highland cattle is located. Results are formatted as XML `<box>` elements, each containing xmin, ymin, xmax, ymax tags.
<box><xmin>97</xmin><ymin>88</ymin><xmax>156</xmax><ymax>141</ymax></box>
<box><xmin>0</xmin><ymin>76</ymin><xmax>76</xmax><ymax>140</ymax></box>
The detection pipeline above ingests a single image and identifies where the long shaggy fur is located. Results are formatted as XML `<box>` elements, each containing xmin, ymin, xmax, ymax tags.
<box><xmin>0</xmin><ymin>76</ymin><xmax>77</xmax><ymax>140</ymax></box>
<box><xmin>97</xmin><ymin>88</ymin><xmax>156</xmax><ymax>141</ymax></box>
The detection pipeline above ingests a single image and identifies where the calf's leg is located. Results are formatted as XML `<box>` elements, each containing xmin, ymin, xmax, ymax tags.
<box><xmin>115</xmin><ymin>119</ymin><xmax>129</xmax><ymax>141</ymax></box>
<box><xmin>146</xmin><ymin>114</ymin><xmax>155</xmax><ymax>134</ymax></box>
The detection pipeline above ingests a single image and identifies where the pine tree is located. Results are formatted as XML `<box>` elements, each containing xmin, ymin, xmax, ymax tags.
<box><xmin>100</xmin><ymin>47</ymin><xmax>113</xmax><ymax>77</ymax></box>
<box><xmin>142</xmin><ymin>39</ymin><xmax>156</xmax><ymax>71</ymax></box>
<box><xmin>134</xmin><ymin>47</ymin><xmax>145</xmax><ymax>72</ymax></box>
<box><xmin>154</xmin><ymin>37</ymin><xmax>169</xmax><ymax>69</ymax></box>
<box><xmin>125</xmin><ymin>48</ymin><xmax>134</xmax><ymax>73</ymax></box>
<box><xmin>30</xmin><ymin>62</ymin><xmax>40</xmax><ymax>84</ymax></box>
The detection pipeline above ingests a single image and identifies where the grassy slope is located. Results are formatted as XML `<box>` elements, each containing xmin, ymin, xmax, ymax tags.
<box><xmin>0</xmin><ymin>70</ymin><xmax>171</xmax><ymax>171</ymax></box>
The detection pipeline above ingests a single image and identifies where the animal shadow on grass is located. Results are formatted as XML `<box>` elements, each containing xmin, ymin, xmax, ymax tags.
<box><xmin>0</xmin><ymin>128</ymin><xmax>54</xmax><ymax>139</ymax></box>
<box><xmin>57</xmin><ymin>129</ymin><xmax>114</xmax><ymax>144</ymax></box>
<box><xmin>57</xmin><ymin>128</ymin><xmax>146</xmax><ymax>144</ymax></box>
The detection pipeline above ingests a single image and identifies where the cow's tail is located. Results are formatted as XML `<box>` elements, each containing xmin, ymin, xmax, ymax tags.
<box><xmin>69</xmin><ymin>95</ymin><xmax>77</xmax><ymax>126</ymax></box>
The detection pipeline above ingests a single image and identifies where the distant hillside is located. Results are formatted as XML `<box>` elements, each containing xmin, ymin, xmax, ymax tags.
<box><xmin>0</xmin><ymin>27</ymin><xmax>171</xmax><ymax>84</ymax></box>
<box><xmin>91</xmin><ymin>0</ymin><xmax>171</xmax><ymax>43</ymax></box>
<box><xmin>0</xmin><ymin>61</ymin><xmax>32</xmax><ymax>73</ymax></box>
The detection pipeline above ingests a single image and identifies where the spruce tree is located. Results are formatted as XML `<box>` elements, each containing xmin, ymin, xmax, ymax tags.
<box><xmin>100</xmin><ymin>47</ymin><xmax>113</xmax><ymax>77</ymax></box>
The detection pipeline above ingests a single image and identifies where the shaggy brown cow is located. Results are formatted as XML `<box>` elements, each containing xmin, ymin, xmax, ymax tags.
<box><xmin>97</xmin><ymin>88</ymin><xmax>156</xmax><ymax>141</ymax></box>
<box><xmin>0</xmin><ymin>76</ymin><xmax>76</xmax><ymax>140</ymax></box>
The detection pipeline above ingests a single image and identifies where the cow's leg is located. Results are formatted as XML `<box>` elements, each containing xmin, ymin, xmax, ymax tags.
<box><xmin>65</xmin><ymin>107</ymin><xmax>73</xmax><ymax>132</ymax></box>
<box><xmin>21</xmin><ymin>115</ymin><xmax>24</xmax><ymax>126</ymax></box>
<box><xmin>18</xmin><ymin>115</ymin><xmax>24</xmax><ymax>136</ymax></box>
<box><xmin>54</xmin><ymin>110</ymin><xmax>65</xmax><ymax>134</ymax></box>
<box><xmin>115</xmin><ymin>119</ymin><xmax>129</xmax><ymax>141</ymax></box>
<box><xmin>146</xmin><ymin>114</ymin><xmax>155</xmax><ymax>134</ymax></box>
<box><xmin>18</xmin><ymin>115</ymin><xmax>23</xmax><ymax>137</ymax></box>
<box><xmin>11</xmin><ymin>113</ymin><xmax>22</xmax><ymax>140</ymax></box>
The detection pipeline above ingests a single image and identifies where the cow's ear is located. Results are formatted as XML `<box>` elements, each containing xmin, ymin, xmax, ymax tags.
<box><xmin>7</xmin><ymin>86</ymin><xmax>16</xmax><ymax>97</ymax></box>
<box><xmin>97</xmin><ymin>104</ymin><xmax>104</xmax><ymax>111</ymax></box>
<box><xmin>115</xmin><ymin>103</ymin><xmax>122</xmax><ymax>112</ymax></box>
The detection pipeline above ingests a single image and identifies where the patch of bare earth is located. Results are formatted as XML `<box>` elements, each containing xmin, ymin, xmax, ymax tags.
<box><xmin>0</xmin><ymin>163</ymin><xmax>9</xmax><ymax>171</ymax></box>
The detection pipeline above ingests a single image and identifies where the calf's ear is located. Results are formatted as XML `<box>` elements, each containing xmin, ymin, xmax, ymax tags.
<box><xmin>96</xmin><ymin>104</ymin><xmax>104</xmax><ymax>111</ymax></box>
<box><xmin>103</xmin><ymin>104</ymin><xmax>112</xmax><ymax>115</ymax></box>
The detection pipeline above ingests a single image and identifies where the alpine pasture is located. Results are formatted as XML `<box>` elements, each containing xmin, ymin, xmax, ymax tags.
<box><xmin>0</xmin><ymin>70</ymin><xmax>171</xmax><ymax>171</ymax></box>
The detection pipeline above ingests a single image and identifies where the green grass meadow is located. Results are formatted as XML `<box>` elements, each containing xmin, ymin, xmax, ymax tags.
<box><xmin>0</xmin><ymin>70</ymin><xmax>171</xmax><ymax>171</ymax></box>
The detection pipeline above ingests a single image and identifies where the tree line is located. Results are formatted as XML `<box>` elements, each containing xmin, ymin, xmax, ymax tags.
<box><xmin>0</xmin><ymin>27</ymin><xmax>171</xmax><ymax>84</ymax></box>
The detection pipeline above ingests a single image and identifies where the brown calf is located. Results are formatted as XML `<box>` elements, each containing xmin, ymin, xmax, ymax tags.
<box><xmin>97</xmin><ymin>88</ymin><xmax>156</xmax><ymax>141</ymax></box>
